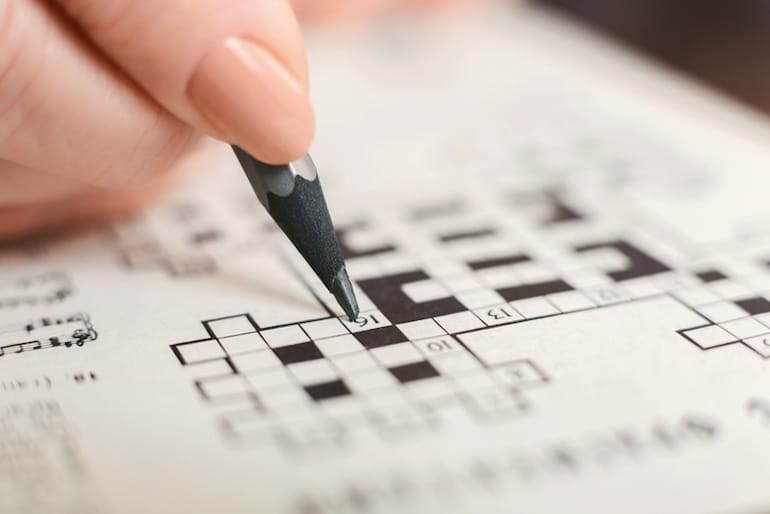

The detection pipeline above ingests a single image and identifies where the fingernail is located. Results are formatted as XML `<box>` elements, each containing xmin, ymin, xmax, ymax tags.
<box><xmin>188</xmin><ymin>37</ymin><xmax>314</xmax><ymax>164</ymax></box>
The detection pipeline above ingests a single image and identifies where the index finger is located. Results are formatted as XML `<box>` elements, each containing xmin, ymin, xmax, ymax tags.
<box><xmin>57</xmin><ymin>0</ymin><xmax>315</xmax><ymax>164</ymax></box>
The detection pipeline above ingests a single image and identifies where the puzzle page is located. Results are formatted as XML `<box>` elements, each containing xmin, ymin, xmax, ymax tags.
<box><xmin>4</xmin><ymin>4</ymin><xmax>770</xmax><ymax>514</ymax></box>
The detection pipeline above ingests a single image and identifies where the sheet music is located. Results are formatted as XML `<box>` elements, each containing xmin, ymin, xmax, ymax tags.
<box><xmin>4</xmin><ymin>5</ymin><xmax>770</xmax><ymax>513</ymax></box>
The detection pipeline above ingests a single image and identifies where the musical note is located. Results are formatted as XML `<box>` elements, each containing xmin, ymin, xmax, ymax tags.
<box><xmin>0</xmin><ymin>313</ymin><xmax>97</xmax><ymax>357</ymax></box>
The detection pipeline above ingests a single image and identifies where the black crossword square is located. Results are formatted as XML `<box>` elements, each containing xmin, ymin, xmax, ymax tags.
<box><xmin>735</xmin><ymin>297</ymin><xmax>770</xmax><ymax>315</ymax></box>
<box><xmin>696</xmin><ymin>270</ymin><xmax>727</xmax><ymax>283</ymax></box>
<box><xmin>389</xmin><ymin>361</ymin><xmax>440</xmax><ymax>383</ymax></box>
<box><xmin>354</xmin><ymin>326</ymin><xmax>408</xmax><ymax>349</ymax></box>
<box><xmin>273</xmin><ymin>342</ymin><xmax>323</xmax><ymax>364</ymax></box>
<box><xmin>305</xmin><ymin>379</ymin><xmax>351</xmax><ymax>401</ymax></box>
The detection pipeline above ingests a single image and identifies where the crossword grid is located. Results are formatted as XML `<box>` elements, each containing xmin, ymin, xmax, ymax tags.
<box><xmin>330</xmin><ymin>192</ymin><xmax>770</xmax><ymax>362</ymax></box>
<box><xmin>168</xmin><ymin>191</ymin><xmax>679</xmax><ymax>452</ymax></box>
<box><xmin>675</xmin><ymin>268</ymin><xmax>770</xmax><ymax>358</ymax></box>
<box><xmin>172</xmin><ymin>309</ymin><xmax>549</xmax><ymax>453</ymax></box>
<box><xmin>168</xmin><ymin>186</ymin><xmax>770</xmax><ymax>452</ymax></box>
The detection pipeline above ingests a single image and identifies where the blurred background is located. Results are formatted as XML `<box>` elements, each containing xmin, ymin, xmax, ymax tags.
<box><xmin>540</xmin><ymin>0</ymin><xmax>770</xmax><ymax>113</ymax></box>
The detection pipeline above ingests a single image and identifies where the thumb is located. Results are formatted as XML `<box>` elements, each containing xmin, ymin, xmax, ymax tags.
<box><xmin>56</xmin><ymin>0</ymin><xmax>314</xmax><ymax>164</ymax></box>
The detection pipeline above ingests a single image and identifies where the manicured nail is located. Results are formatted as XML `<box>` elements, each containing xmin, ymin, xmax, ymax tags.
<box><xmin>188</xmin><ymin>37</ymin><xmax>314</xmax><ymax>164</ymax></box>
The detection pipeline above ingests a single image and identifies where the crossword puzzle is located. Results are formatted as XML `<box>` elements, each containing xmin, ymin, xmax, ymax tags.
<box><xmin>675</xmin><ymin>270</ymin><xmax>770</xmax><ymax>358</ymax></box>
<box><xmin>173</xmin><ymin>311</ymin><xmax>548</xmax><ymax>454</ymax></box>
<box><xmin>168</xmin><ymin>178</ymin><xmax>770</xmax><ymax>454</ymax></box>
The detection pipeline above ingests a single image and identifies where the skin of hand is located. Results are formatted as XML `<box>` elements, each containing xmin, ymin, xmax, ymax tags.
<box><xmin>0</xmin><ymin>0</ymin><xmax>470</xmax><ymax>241</ymax></box>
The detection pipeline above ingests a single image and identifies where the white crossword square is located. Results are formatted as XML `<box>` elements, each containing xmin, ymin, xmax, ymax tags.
<box><xmin>244</xmin><ymin>367</ymin><xmax>294</xmax><ymax>390</ymax></box>
<box><xmin>413</xmin><ymin>336</ymin><xmax>463</xmax><ymax>356</ymax></box>
<box><xmin>301</xmin><ymin>318</ymin><xmax>349</xmax><ymax>340</ymax></box>
<box><xmin>654</xmin><ymin>272</ymin><xmax>698</xmax><ymax>290</ymax></box>
<box><xmin>754</xmin><ymin>312</ymin><xmax>770</xmax><ymax>327</ymax></box>
<box><xmin>474</xmin><ymin>304</ymin><xmax>524</xmax><ymax>326</ymax></box>
<box><xmin>198</xmin><ymin>375</ymin><xmax>250</xmax><ymax>399</ymax></box>
<box><xmin>576</xmin><ymin>246</ymin><xmax>629</xmax><ymax>271</ymax></box>
<box><xmin>434</xmin><ymin>312</ymin><xmax>485</xmax><ymax>334</ymax></box>
<box><xmin>696</xmin><ymin>301</ymin><xmax>747</xmax><ymax>323</ymax></box>
<box><xmin>561</xmin><ymin>269</ymin><xmax>611</xmax><ymax>289</ymax></box>
<box><xmin>345</xmin><ymin>226</ymin><xmax>391</xmax><ymax>252</ymax></box>
<box><xmin>548</xmin><ymin>291</ymin><xmax>595</xmax><ymax>312</ymax></box>
<box><xmin>258</xmin><ymin>386</ymin><xmax>311</xmax><ymax>411</ymax></box>
<box><xmin>514</xmin><ymin>261</ymin><xmax>558</xmax><ymax>283</ymax></box>
<box><xmin>456</xmin><ymin>289</ymin><xmax>506</xmax><ymax>309</ymax></box>
<box><xmin>397</xmin><ymin>319</ymin><xmax>446</xmax><ymax>340</ymax></box>
<box><xmin>721</xmin><ymin>317</ymin><xmax>770</xmax><ymax>339</ymax></box>
<box><xmin>477</xmin><ymin>267</ymin><xmax>519</xmax><ymax>289</ymax></box>
<box><xmin>365</xmin><ymin>388</ymin><xmax>413</xmax><ymax>408</ymax></box>
<box><xmin>449</xmin><ymin>240</ymin><xmax>498</xmax><ymax>261</ymax></box>
<box><xmin>341</xmin><ymin>310</ymin><xmax>391</xmax><ymax>333</ymax></box>
<box><xmin>345</xmin><ymin>368</ymin><xmax>397</xmax><ymax>393</ymax></box>
<box><xmin>260</xmin><ymin>325</ymin><xmax>309</xmax><ymax>347</ymax></box>
<box><xmin>176</xmin><ymin>340</ymin><xmax>225</xmax><ymax>364</ymax></box>
<box><xmin>674</xmin><ymin>286</ymin><xmax>720</xmax><ymax>307</ymax></box>
<box><xmin>207</xmin><ymin>316</ymin><xmax>256</xmax><ymax>338</ymax></box>
<box><xmin>318</xmin><ymin>396</ymin><xmax>363</xmax><ymax>417</ymax></box>
<box><xmin>344</xmin><ymin>256</ymin><xmax>383</xmax><ymax>280</ymax></box>
<box><xmin>378</xmin><ymin>254</ymin><xmax>419</xmax><ymax>274</ymax></box>
<box><xmin>510</xmin><ymin>297</ymin><xmax>559</xmax><ymax>318</ymax></box>
<box><xmin>450</xmin><ymin>370</ymin><xmax>498</xmax><ymax>390</ymax></box>
<box><xmin>316</xmin><ymin>334</ymin><xmax>364</xmax><ymax>357</ymax></box>
<box><xmin>720</xmin><ymin>260</ymin><xmax>764</xmax><ymax>277</ymax></box>
<box><xmin>584</xmin><ymin>286</ymin><xmax>631</xmax><ymax>306</ymax></box>
<box><xmin>622</xmin><ymin>278</ymin><xmax>662</xmax><ymax>300</ymax></box>
<box><xmin>230</xmin><ymin>350</ymin><xmax>282</xmax><ymax>372</ymax></box>
<box><xmin>747</xmin><ymin>273</ymin><xmax>770</xmax><ymax>291</ymax></box>
<box><xmin>402</xmin><ymin>279</ymin><xmax>451</xmax><ymax>303</ymax></box>
<box><xmin>683</xmin><ymin>325</ymin><xmax>738</xmax><ymax>349</ymax></box>
<box><xmin>421</xmin><ymin>258</ymin><xmax>469</xmax><ymax>278</ymax></box>
<box><xmin>708</xmin><ymin>280</ymin><xmax>753</xmax><ymax>300</ymax></box>
<box><xmin>491</xmin><ymin>361</ymin><xmax>548</xmax><ymax>388</ymax></box>
<box><xmin>407</xmin><ymin>378</ymin><xmax>455</xmax><ymax>401</ymax></box>
<box><xmin>181</xmin><ymin>359</ymin><xmax>233</xmax><ymax>379</ymax></box>
<box><xmin>371</xmin><ymin>342</ymin><xmax>423</xmax><ymax>367</ymax></box>
<box><xmin>442</xmin><ymin>273</ymin><xmax>484</xmax><ymax>294</ymax></box>
<box><xmin>287</xmin><ymin>360</ymin><xmax>338</xmax><ymax>385</ymax></box>
<box><xmin>219</xmin><ymin>332</ymin><xmax>267</xmax><ymax>355</ymax></box>
<box><xmin>429</xmin><ymin>351</ymin><xmax>483</xmax><ymax>375</ymax></box>
<box><xmin>330</xmin><ymin>351</ymin><xmax>379</xmax><ymax>373</ymax></box>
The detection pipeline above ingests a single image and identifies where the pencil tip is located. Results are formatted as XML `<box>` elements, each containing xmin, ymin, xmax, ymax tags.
<box><xmin>331</xmin><ymin>267</ymin><xmax>359</xmax><ymax>321</ymax></box>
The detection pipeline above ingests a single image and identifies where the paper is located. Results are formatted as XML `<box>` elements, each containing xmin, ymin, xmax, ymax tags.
<box><xmin>4</xmin><ymin>5</ymin><xmax>770</xmax><ymax>513</ymax></box>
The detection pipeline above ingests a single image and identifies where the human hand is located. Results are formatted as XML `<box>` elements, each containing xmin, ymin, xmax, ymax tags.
<box><xmin>0</xmin><ymin>0</ymin><xmax>470</xmax><ymax>240</ymax></box>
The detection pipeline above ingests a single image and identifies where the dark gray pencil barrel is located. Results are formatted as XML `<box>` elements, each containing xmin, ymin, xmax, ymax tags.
<box><xmin>232</xmin><ymin>146</ymin><xmax>359</xmax><ymax>320</ymax></box>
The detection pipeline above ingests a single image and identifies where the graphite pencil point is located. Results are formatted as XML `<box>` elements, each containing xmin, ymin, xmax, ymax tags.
<box><xmin>331</xmin><ymin>268</ymin><xmax>360</xmax><ymax>321</ymax></box>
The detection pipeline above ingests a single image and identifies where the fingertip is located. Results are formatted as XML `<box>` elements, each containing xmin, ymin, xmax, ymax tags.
<box><xmin>188</xmin><ymin>37</ymin><xmax>315</xmax><ymax>165</ymax></box>
<box><xmin>244</xmin><ymin>102</ymin><xmax>315</xmax><ymax>165</ymax></box>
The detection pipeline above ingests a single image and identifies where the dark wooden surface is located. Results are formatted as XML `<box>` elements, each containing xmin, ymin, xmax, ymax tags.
<box><xmin>539</xmin><ymin>0</ymin><xmax>770</xmax><ymax>114</ymax></box>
